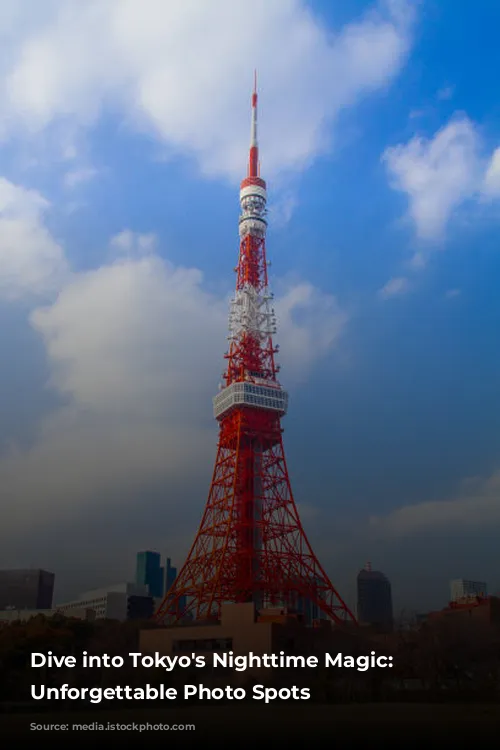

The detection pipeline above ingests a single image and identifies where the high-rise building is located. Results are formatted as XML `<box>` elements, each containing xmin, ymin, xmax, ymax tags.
<box><xmin>165</xmin><ymin>558</ymin><xmax>177</xmax><ymax>591</ymax></box>
<box><xmin>450</xmin><ymin>579</ymin><xmax>487</xmax><ymax>602</ymax></box>
<box><xmin>56</xmin><ymin>582</ymin><xmax>151</xmax><ymax>622</ymax></box>
<box><xmin>164</xmin><ymin>558</ymin><xmax>187</xmax><ymax>616</ymax></box>
<box><xmin>356</xmin><ymin>562</ymin><xmax>393</xmax><ymax>632</ymax></box>
<box><xmin>0</xmin><ymin>569</ymin><xmax>55</xmax><ymax>611</ymax></box>
<box><xmin>136</xmin><ymin>551</ymin><xmax>164</xmax><ymax>598</ymax></box>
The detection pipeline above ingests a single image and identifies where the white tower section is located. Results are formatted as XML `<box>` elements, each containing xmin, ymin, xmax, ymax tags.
<box><xmin>213</xmin><ymin>81</ymin><xmax>289</xmax><ymax>421</ymax></box>
<box><xmin>229</xmin><ymin>183</ymin><xmax>274</xmax><ymax>342</ymax></box>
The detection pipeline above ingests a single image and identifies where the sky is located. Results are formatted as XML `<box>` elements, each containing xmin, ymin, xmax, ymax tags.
<box><xmin>0</xmin><ymin>0</ymin><xmax>499</xmax><ymax>615</ymax></box>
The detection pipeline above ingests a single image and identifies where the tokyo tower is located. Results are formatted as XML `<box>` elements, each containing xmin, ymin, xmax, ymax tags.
<box><xmin>155</xmin><ymin>76</ymin><xmax>355</xmax><ymax>627</ymax></box>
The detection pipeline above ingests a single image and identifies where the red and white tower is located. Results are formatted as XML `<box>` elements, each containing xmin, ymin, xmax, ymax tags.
<box><xmin>155</xmin><ymin>77</ymin><xmax>355</xmax><ymax>626</ymax></box>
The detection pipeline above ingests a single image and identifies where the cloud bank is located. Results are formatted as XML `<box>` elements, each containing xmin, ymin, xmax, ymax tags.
<box><xmin>0</xmin><ymin>0</ymin><xmax>417</xmax><ymax>584</ymax></box>
<box><xmin>0</xmin><ymin>178</ymin><xmax>68</xmax><ymax>300</ymax></box>
<box><xmin>0</xmin><ymin>0</ymin><xmax>414</xmax><ymax>180</ymax></box>
<box><xmin>368</xmin><ymin>471</ymin><xmax>500</xmax><ymax>537</ymax></box>
<box><xmin>0</xmin><ymin>176</ymin><xmax>348</xmax><ymax>553</ymax></box>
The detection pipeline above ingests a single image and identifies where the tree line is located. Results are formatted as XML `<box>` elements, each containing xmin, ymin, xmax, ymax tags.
<box><xmin>0</xmin><ymin>612</ymin><xmax>499</xmax><ymax>709</ymax></box>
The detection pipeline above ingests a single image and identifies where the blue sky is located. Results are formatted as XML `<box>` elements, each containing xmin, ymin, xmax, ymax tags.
<box><xmin>0</xmin><ymin>0</ymin><xmax>499</xmax><ymax>613</ymax></box>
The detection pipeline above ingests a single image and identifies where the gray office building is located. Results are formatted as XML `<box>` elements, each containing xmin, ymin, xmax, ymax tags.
<box><xmin>450</xmin><ymin>579</ymin><xmax>487</xmax><ymax>602</ymax></box>
<box><xmin>0</xmin><ymin>569</ymin><xmax>55</xmax><ymax>611</ymax></box>
<box><xmin>356</xmin><ymin>562</ymin><xmax>393</xmax><ymax>632</ymax></box>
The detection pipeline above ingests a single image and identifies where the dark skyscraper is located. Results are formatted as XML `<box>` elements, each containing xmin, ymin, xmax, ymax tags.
<box><xmin>135</xmin><ymin>551</ymin><xmax>164</xmax><ymax>598</ymax></box>
<box><xmin>356</xmin><ymin>562</ymin><xmax>393</xmax><ymax>631</ymax></box>
<box><xmin>165</xmin><ymin>557</ymin><xmax>187</xmax><ymax>615</ymax></box>
<box><xmin>0</xmin><ymin>569</ymin><xmax>55</xmax><ymax>610</ymax></box>
<box><xmin>165</xmin><ymin>558</ymin><xmax>177</xmax><ymax>592</ymax></box>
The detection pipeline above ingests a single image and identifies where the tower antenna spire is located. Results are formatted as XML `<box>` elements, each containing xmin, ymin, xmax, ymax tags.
<box><xmin>155</xmin><ymin>75</ymin><xmax>355</xmax><ymax>628</ymax></box>
<box><xmin>249</xmin><ymin>70</ymin><xmax>259</xmax><ymax>176</ymax></box>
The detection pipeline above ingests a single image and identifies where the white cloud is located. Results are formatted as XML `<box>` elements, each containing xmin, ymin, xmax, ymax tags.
<box><xmin>0</xmin><ymin>177</ymin><xmax>68</xmax><ymax>299</ymax></box>
<box><xmin>275</xmin><ymin>281</ymin><xmax>348</xmax><ymax>381</ymax></box>
<box><xmin>63</xmin><ymin>166</ymin><xmax>98</xmax><ymax>189</ymax></box>
<box><xmin>383</xmin><ymin>115</ymin><xmax>500</xmax><ymax>241</ymax></box>
<box><xmin>368</xmin><ymin>471</ymin><xmax>500</xmax><ymax>537</ymax></box>
<box><xmin>445</xmin><ymin>288</ymin><xmax>461</xmax><ymax>299</ymax></box>
<box><xmin>30</xmin><ymin>250</ymin><xmax>226</xmax><ymax>421</ymax></box>
<box><xmin>268</xmin><ymin>192</ymin><xmax>299</xmax><ymax>228</ymax></box>
<box><xmin>109</xmin><ymin>229</ymin><xmax>157</xmax><ymax>258</ymax></box>
<box><xmin>482</xmin><ymin>147</ymin><xmax>500</xmax><ymax>198</ymax></box>
<box><xmin>0</xmin><ymin>0</ymin><xmax>414</xmax><ymax>181</ymax></box>
<box><xmin>378</xmin><ymin>275</ymin><xmax>410</xmax><ymax>298</ymax></box>
<box><xmin>383</xmin><ymin>116</ymin><xmax>482</xmax><ymax>241</ymax></box>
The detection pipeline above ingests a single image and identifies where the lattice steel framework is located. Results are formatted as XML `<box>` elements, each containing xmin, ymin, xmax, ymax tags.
<box><xmin>155</xmin><ymin>75</ymin><xmax>355</xmax><ymax>626</ymax></box>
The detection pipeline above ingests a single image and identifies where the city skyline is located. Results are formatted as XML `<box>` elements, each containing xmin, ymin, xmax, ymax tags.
<box><xmin>1</xmin><ymin>557</ymin><xmax>493</xmax><ymax>624</ymax></box>
<box><xmin>0</xmin><ymin>0</ymin><xmax>499</xmax><ymax>613</ymax></box>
